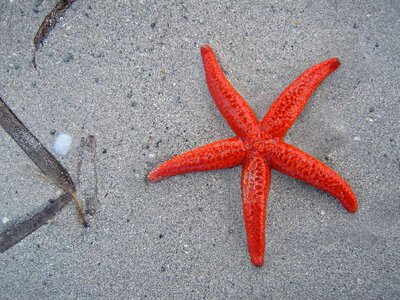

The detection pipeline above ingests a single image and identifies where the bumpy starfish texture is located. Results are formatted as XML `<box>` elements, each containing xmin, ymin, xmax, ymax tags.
<box><xmin>148</xmin><ymin>45</ymin><xmax>358</xmax><ymax>267</ymax></box>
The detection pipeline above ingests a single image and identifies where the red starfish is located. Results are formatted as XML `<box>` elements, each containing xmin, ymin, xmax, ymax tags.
<box><xmin>148</xmin><ymin>45</ymin><xmax>358</xmax><ymax>267</ymax></box>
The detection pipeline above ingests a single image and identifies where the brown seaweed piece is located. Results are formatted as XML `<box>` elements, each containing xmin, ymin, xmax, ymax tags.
<box><xmin>32</xmin><ymin>0</ymin><xmax>78</xmax><ymax>69</ymax></box>
<box><xmin>0</xmin><ymin>97</ymin><xmax>86</xmax><ymax>225</ymax></box>
<box><xmin>0</xmin><ymin>193</ymin><xmax>71</xmax><ymax>253</ymax></box>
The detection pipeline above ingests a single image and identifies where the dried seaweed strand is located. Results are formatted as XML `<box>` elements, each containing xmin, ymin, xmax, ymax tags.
<box><xmin>0</xmin><ymin>193</ymin><xmax>71</xmax><ymax>253</ymax></box>
<box><xmin>32</xmin><ymin>0</ymin><xmax>78</xmax><ymax>69</ymax></box>
<box><xmin>0</xmin><ymin>97</ymin><xmax>86</xmax><ymax>225</ymax></box>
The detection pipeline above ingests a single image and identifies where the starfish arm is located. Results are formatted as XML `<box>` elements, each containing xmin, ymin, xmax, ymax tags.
<box><xmin>148</xmin><ymin>137</ymin><xmax>246</xmax><ymax>182</ymax></box>
<box><xmin>267</xmin><ymin>142</ymin><xmax>358</xmax><ymax>213</ymax></box>
<box><xmin>241</xmin><ymin>155</ymin><xmax>271</xmax><ymax>267</ymax></box>
<box><xmin>201</xmin><ymin>45</ymin><xmax>260</xmax><ymax>139</ymax></box>
<box><xmin>261</xmin><ymin>58</ymin><xmax>340</xmax><ymax>138</ymax></box>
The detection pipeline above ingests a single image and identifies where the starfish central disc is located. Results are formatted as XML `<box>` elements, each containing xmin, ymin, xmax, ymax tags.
<box><xmin>244</xmin><ymin>138</ymin><xmax>277</xmax><ymax>157</ymax></box>
<box><xmin>148</xmin><ymin>45</ymin><xmax>358</xmax><ymax>267</ymax></box>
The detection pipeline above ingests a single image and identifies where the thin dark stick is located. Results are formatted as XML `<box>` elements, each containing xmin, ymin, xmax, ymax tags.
<box><xmin>0</xmin><ymin>193</ymin><xmax>71</xmax><ymax>253</ymax></box>
<box><xmin>86</xmin><ymin>135</ymin><xmax>98</xmax><ymax>215</ymax></box>
<box><xmin>32</xmin><ymin>0</ymin><xmax>78</xmax><ymax>69</ymax></box>
<box><xmin>0</xmin><ymin>97</ymin><xmax>86</xmax><ymax>225</ymax></box>
<box><xmin>76</xmin><ymin>136</ymin><xmax>98</xmax><ymax>216</ymax></box>
<box><xmin>76</xmin><ymin>136</ymin><xmax>85</xmax><ymax>187</ymax></box>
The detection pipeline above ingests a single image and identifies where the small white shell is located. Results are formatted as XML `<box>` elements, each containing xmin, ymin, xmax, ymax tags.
<box><xmin>53</xmin><ymin>133</ymin><xmax>72</xmax><ymax>156</ymax></box>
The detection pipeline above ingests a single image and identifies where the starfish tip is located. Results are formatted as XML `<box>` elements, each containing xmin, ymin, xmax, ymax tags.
<box><xmin>343</xmin><ymin>191</ymin><xmax>358</xmax><ymax>213</ymax></box>
<box><xmin>147</xmin><ymin>170</ymin><xmax>160</xmax><ymax>182</ymax></box>
<box><xmin>329</xmin><ymin>57</ymin><xmax>341</xmax><ymax>69</ymax></box>
<box><xmin>348</xmin><ymin>203</ymin><xmax>358</xmax><ymax>213</ymax></box>
<box><xmin>200</xmin><ymin>44</ymin><xmax>213</xmax><ymax>56</ymax></box>
<box><xmin>251</xmin><ymin>256</ymin><xmax>264</xmax><ymax>267</ymax></box>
